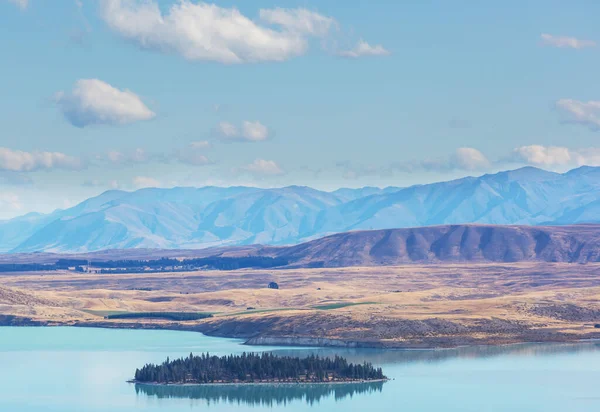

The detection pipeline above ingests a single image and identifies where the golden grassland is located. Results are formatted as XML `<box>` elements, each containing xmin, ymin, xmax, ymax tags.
<box><xmin>1</xmin><ymin>262</ymin><xmax>600</xmax><ymax>348</ymax></box>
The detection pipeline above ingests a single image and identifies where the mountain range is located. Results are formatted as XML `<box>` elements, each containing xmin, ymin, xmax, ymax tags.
<box><xmin>3</xmin><ymin>166</ymin><xmax>600</xmax><ymax>253</ymax></box>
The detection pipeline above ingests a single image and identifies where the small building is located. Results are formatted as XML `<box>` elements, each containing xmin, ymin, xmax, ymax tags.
<box><xmin>268</xmin><ymin>282</ymin><xmax>279</xmax><ymax>290</ymax></box>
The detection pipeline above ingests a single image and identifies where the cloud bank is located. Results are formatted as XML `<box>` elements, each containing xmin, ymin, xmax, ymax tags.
<box><xmin>0</xmin><ymin>147</ymin><xmax>83</xmax><ymax>172</ymax></box>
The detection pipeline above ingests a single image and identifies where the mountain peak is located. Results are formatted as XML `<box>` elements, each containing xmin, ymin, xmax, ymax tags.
<box><xmin>3</xmin><ymin>166</ymin><xmax>600</xmax><ymax>253</ymax></box>
<box><xmin>490</xmin><ymin>166</ymin><xmax>559</xmax><ymax>181</ymax></box>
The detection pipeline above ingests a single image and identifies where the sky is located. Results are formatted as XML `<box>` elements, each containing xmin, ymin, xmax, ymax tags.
<box><xmin>1</xmin><ymin>0</ymin><xmax>600</xmax><ymax>218</ymax></box>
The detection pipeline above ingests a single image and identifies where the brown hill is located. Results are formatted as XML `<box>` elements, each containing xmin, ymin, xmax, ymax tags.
<box><xmin>264</xmin><ymin>224</ymin><xmax>600</xmax><ymax>267</ymax></box>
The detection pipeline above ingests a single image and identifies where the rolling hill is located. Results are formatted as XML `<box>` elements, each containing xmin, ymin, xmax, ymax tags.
<box><xmin>3</xmin><ymin>166</ymin><xmax>600</xmax><ymax>253</ymax></box>
<box><xmin>263</xmin><ymin>224</ymin><xmax>600</xmax><ymax>266</ymax></box>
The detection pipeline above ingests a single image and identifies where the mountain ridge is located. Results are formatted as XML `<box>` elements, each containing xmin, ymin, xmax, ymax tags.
<box><xmin>259</xmin><ymin>224</ymin><xmax>600</xmax><ymax>266</ymax></box>
<box><xmin>4</xmin><ymin>166</ymin><xmax>600</xmax><ymax>253</ymax></box>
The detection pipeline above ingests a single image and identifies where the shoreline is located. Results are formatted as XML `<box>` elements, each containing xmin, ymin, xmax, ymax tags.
<box><xmin>128</xmin><ymin>379</ymin><xmax>389</xmax><ymax>387</ymax></box>
<box><xmin>1</xmin><ymin>316</ymin><xmax>599</xmax><ymax>351</ymax></box>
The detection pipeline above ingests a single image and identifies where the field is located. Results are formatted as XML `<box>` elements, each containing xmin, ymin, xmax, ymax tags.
<box><xmin>1</xmin><ymin>262</ymin><xmax>600</xmax><ymax>348</ymax></box>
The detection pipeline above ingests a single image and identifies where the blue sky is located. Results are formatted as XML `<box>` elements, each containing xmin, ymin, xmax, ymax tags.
<box><xmin>1</xmin><ymin>0</ymin><xmax>600</xmax><ymax>218</ymax></box>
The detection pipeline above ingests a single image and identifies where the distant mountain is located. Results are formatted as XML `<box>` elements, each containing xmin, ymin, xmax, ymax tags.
<box><xmin>4</xmin><ymin>166</ymin><xmax>600</xmax><ymax>253</ymax></box>
<box><xmin>263</xmin><ymin>224</ymin><xmax>600</xmax><ymax>266</ymax></box>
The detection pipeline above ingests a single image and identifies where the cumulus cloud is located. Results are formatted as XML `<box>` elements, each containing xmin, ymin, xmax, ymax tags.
<box><xmin>132</xmin><ymin>176</ymin><xmax>160</xmax><ymax>188</ymax></box>
<box><xmin>103</xmin><ymin>148</ymin><xmax>150</xmax><ymax>164</ymax></box>
<box><xmin>83</xmin><ymin>179</ymin><xmax>120</xmax><ymax>189</ymax></box>
<box><xmin>416</xmin><ymin>148</ymin><xmax>490</xmax><ymax>172</ymax></box>
<box><xmin>215</xmin><ymin>122</ymin><xmax>239</xmax><ymax>138</ymax></box>
<box><xmin>541</xmin><ymin>34</ymin><xmax>596</xmax><ymax>49</ymax></box>
<box><xmin>99</xmin><ymin>0</ymin><xmax>336</xmax><ymax>64</ymax></box>
<box><xmin>259</xmin><ymin>8</ymin><xmax>336</xmax><ymax>37</ymax></box>
<box><xmin>512</xmin><ymin>145</ymin><xmax>600</xmax><ymax>167</ymax></box>
<box><xmin>243</xmin><ymin>159</ymin><xmax>285</xmax><ymax>176</ymax></box>
<box><xmin>55</xmin><ymin>79</ymin><xmax>155</xmax><ymax>128</ymax></box>
<box><xmin>216</xmin><ymin>121</ymin><xmax>270</xmax><ymax>142</ymax></box>
<box><xmin>450</xmin><ymin>148</ymin><xmax>491</xmax><ymax>170</ymax></box>
<box><xmin>338</xmin><ymin>40</ymin><xmax>390</xmax><ymax>58</ymax></box>
<box><xmin>0</xmin><ymin>147</ymin><xmax>83</xmax><ymax>172</ymax></box>
<box><xmin>242</xmin><ymin>121</ymin><xmax>270</xmax><ymax>141</ymax></box>
<box><xmin>556</xmin><ymin>99</ymin><xmax>600</xmax><ymax>131</ymax></box>
<box><xmin>7</xmin><ymin>0</ymin><xmax>28</xmax><ymax>10</ymax></box>
<box><xmin>189</xmin><ymin>141</ymin><xmax>212</xmax><ymax>150</ymax></box>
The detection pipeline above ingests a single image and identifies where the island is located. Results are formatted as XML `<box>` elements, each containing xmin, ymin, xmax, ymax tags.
<box><xmin>132</xmin><ymin>353</ymin><xmax>387</xmax><ymax>385</ymax></box>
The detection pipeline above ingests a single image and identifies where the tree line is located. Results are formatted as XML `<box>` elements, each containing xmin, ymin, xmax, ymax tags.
<box><xmin>106</xmin><ymin>312</ymin><xmax>212</xmax><ymax>321</ymax></box>
<box><xmin>0</xmin><ymin>256</ymin><xmax>288</xmax><ymax>273</ymax></box>
<box><xmin>134</xmin><ymin>352</ymin><xmax>386</xmax><ymax>384</ymax></box>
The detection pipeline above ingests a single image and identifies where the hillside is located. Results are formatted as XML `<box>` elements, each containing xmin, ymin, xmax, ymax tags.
<box><xmin>5</xmin><ymin>224</ymin><xmax>600</xmax><ymax>268</ymax></box>
<box><xmin>265</xmin><ymin>224</ymin><xmax>600</xmax><ymax>266</ymax></box>
<box><xmin>4</xmin><ymin>166</ymin><xmax>600</xmax><ymax>253</ymax></box>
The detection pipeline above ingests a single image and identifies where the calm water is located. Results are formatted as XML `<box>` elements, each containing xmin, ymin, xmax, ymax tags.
<box><xmin>1</xmin><ymin>327</ymin><xmax>599</xmax><ymax>411</ymax></box>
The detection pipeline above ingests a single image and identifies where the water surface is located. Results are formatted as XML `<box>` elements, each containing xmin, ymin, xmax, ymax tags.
<box><xmin>1</xmin><ymin>327</ymin><xmax>599</xmax><ymax>411</ymax></box>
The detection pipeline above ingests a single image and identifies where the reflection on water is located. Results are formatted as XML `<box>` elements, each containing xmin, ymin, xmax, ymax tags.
<box><xmin>270</xmin><ymin>341</ymin><xmax>600</xmax><ymax>367</ymax></box>
<box><xmin>135</xmin><ymin>381</ymin><xmax>384</xmax><ymax>407</ymax></box>
<box><xmin>133</xmin><ymin>341</ymin><xmax>600</xmax><ymax>407</ymax></box>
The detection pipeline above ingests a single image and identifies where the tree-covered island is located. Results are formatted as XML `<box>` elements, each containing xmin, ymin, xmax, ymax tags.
<box><xmin>132</xmin><ymin>353</ymin><xmax>387</xmax><ymax>385</ymax></box>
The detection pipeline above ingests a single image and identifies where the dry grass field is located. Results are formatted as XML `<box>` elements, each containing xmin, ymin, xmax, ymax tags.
<box><xmin>1</xmin><ymin>262</ymin><xmax>600</xmax><ymax>348</ymax></box>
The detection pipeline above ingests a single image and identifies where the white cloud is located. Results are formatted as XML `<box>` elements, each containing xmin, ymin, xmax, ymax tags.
<box><xmin>216</xmin><ymin>121</ymin><xmax>270</xmax><ymax>142</ymax></box>
<box><xmin>259</xmin><ymin>8</ymin><xmax>336</xmax><ymax>37</ymax></box>
<box><xmin>55</xmin><ymin>79</ymin><xmax>155</xmax><ymax>127</ymax></box>
<box><xmin>83</xmin><ymin>179</ymin><xmax>120</xmax><ymax>189</ymax></box>
<box><xmin>242</xmin><ymin>121</ymin><xmax>269</xmax><ymax>141</ymax></box>
<box><xmin>556</xmin><ymin>99</ymin><xmax>600</xmax><ymax>130</ymax></box>
<box><xmin>189</xmin><ymin>141</ymin><xmax>212</xmax><ymax>150</ymax></box>
<box><xmin>244</xmin><ymin>159</ymin><xmax>285</xmax><ymax>176</ymax></box>
<box><xmin>451</xmin><ymin>148</ymin><xmax>491</xmax><ymax>171</ymax></box>
<box><xmin>216</xmin><ymin>122</ymin><xmax>239</xmax><ymax>138</ymax></box>
<box><xmin>7</xmin><ymin>0</ymin><xmax>28</xmax><ymax>10</ymax></box>
<box><xmin>339</xmin><ymin>40</ymin><xmax>390</xmax><ymax>58</ymax></box>
<box><xmin>0</xmin><ymin>147</ymin><xmax>83</xmax><ymax>172</ymax></box>
<box><xmin>104</xmin><ymin>148</ymin><xmax>149</xmax><ymax>164</ymax></box>
<box><xmin>132</xmin><ymin>176</ymin><xmax>160</xmax><ymax>188</ymax></box>
<box><xmin>512</xmin><ymin>145</ymin><xmax>600</xmax><ymax>167</ymax></box>
<box><xmin>99</xmin><ymin>0</ymin><xmax>335</xmax><ymax>64</ymax></box>
<box><xmin>541</xmin><ymin>33</ymin><xmax>596</xmax><ymax>49</ymax></box>
<box><xmin>417</xmin><ymin>148</ymin><xmax>490</xmax><ymax>172</ymax></box>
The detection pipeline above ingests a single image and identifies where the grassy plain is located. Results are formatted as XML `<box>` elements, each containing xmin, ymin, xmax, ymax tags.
<box><xmin>1</xmin><ymin>262</ymin><xmax>600</xmax><ymax>348</ymax></box>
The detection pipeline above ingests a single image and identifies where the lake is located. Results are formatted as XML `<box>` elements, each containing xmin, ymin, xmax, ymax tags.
<box><xmin>1</xmin><ymin>327</ymin><xmax>599</xmax><ymax>411</ymax></box>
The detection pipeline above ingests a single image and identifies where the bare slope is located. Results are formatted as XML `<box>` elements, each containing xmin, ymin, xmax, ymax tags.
<box><xmin>267</xmin><ymin>224</ymin><xmax>600</xmax><ymax>266</ymax></box>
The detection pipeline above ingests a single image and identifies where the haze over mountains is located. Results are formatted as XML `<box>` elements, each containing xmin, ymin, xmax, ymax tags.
<box><xmin>2</xmin><ymin>166</ymin><xmax>600</xmax><ymax>253</ymax></box>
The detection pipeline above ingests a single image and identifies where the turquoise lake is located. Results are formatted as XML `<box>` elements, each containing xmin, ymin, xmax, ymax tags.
<box><xmin>1</xmin><ymin>327</ymin><xmax>599</xmax><ymax>411</ymax></box>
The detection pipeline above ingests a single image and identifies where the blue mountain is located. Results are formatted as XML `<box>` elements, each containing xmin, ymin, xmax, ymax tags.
<box><xmin>3</xmin><ymin>166</ymin><xmax>600</xmax><ymax>253</ymax></box>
